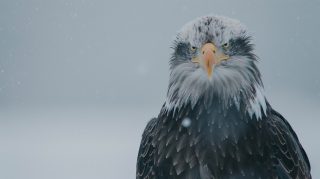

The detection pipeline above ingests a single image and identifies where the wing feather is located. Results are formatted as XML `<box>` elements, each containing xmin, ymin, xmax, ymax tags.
<box><xmin>267</xmin><ymin>109</ymin><xmax>311</xmax><ymax>178</ymax></box>
<box><xmin>136</xmin><ymin>118</ymin><xmax>158</xmax><ymax>179</ymax></box>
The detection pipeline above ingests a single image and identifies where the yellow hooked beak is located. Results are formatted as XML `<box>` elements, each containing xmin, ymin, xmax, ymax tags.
<box><xmin>192</xmin><ymin>43</ymin><xmax>229</xmax><ymax>78</ymax></box>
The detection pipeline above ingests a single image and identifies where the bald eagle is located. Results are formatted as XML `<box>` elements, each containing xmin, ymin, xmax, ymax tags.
<box><xmin>136</xmin><ymin>16</ymin><xmax>311</xmax><ymax>179</ymax></box>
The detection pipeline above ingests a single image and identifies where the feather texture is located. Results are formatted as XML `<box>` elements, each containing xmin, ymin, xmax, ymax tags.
<box><xmin>137</xmin><ymin>102</ymin><xmax>311</xmax><ymax>178</ymax></box>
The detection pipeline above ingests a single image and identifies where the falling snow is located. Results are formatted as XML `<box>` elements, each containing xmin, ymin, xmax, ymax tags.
<box><xmin>0</xmin><ymin>0</ymin><xmax>319</xmax><ymax>179</ymax></box>
<box><xmin>182</xmin><ymin>117</ymin><xmax>192</xmax><ymax>128</ymax></box>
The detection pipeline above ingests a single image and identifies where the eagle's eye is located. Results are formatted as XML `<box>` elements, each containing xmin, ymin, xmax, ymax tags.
<box><xmin>190</xmin><ymin>46</ymin><xmax>197</xmax><ymax>52</ymax></box>
<box><xmin>222</xmin><ymin>43</ymin><xmax>229</xmax><ymax>49</ymax></box>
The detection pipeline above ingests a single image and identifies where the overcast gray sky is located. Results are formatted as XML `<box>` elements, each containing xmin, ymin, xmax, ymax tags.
<box><xmin>0</xmin><ymin>0</ymin><xmax>319</xmax><ymax>178</ymax></box>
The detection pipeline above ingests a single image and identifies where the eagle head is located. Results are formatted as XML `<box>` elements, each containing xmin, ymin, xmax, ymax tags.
<box><xmin>165</xmin><ymin>15</ymin><xmax>266</xmax><ymax>119</ymax></box>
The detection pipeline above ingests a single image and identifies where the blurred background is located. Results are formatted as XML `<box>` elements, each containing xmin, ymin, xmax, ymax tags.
<box><xmin>0</xmin><ymin>0</ymin><xmax>319</xmax><ymax>178</ymax></box>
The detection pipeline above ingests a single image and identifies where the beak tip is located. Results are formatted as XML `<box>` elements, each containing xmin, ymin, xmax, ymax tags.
<box><xmin>207</xmin><ymin>71</ymin><xmax>213</xmax><ymax>79</ymax></box>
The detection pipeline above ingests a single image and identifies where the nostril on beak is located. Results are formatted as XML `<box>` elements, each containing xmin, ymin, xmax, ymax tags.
<box><xmin>202</xmin><ymin>49</ymin><xmax>216</xmax><ymax>55</ymax></box>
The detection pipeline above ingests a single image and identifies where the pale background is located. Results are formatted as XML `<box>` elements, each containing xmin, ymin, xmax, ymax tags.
<box><xmin>0</xmin><ymin>0</ymin><xmax>319</xmax><ymax>178</ymax></box>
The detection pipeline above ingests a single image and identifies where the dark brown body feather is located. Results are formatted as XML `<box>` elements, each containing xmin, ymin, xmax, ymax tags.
<box><xmin>136</xmin><ymin>99</ymin><xmax>311</xmax><ymax>179</ymax></box>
